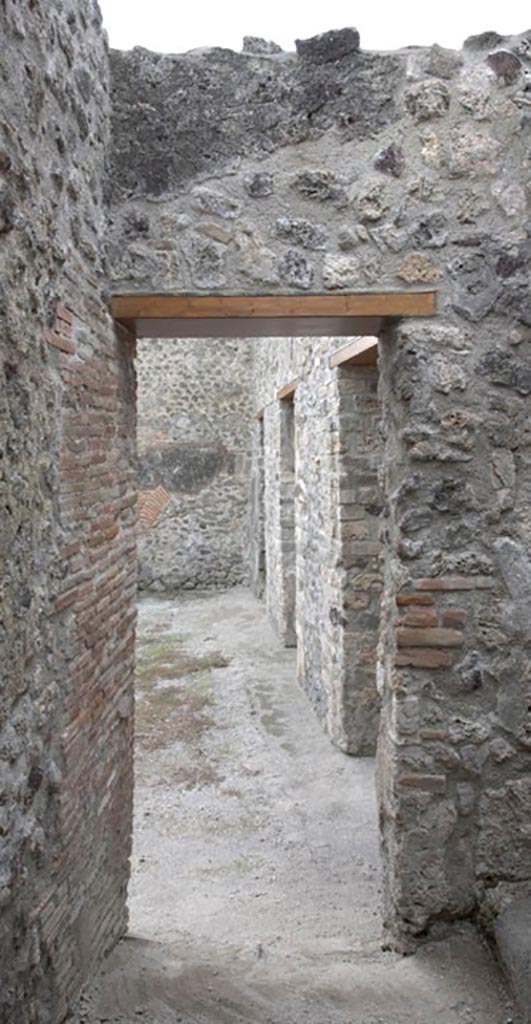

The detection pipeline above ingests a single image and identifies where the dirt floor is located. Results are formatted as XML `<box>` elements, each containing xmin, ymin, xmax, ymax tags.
<box><xmin>72</xmin><ymin>588</ymin><xmax>518</xmax><ymax>1024</ymax></box>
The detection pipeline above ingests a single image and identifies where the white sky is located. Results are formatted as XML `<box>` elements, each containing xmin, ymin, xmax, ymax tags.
<box><xmin>99</xmin><ymin>0</ymin><xmax>529</xmax><ymax>54</ymax></box>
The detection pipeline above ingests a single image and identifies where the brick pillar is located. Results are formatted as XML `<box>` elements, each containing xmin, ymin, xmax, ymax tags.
<box><xmin>324</xmin><ymin>363</ymin><xmax>383</xmax><ymax>755</ymax></box>
<box><xmin>46</xmin><ymin>305</ymin><xmax>137</xmax><ymax>1013</ymax></box>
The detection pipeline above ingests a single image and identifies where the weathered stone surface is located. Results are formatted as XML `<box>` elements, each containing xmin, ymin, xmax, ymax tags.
<box><xmin>450</xmin><ymin>253</ymin><xmax>500</xmax><ymax>321</ymax></box>
<box><xmin>235</xmin><ymin>225</ymin><xmax>279</xmax><ymax>284</ymax></box>
<box><xmin>487</xmin><ymin>49</ymin><xmax>522</xmax><ymax>84</ymax></box>
<box><xmin>136</xmin><ymin>339</ymin><xmax>253</xmax><ymax>591</ymax></box>
<box><xmin>323</xmin><ymin>254</ymin><xmax>361</xmax><ymax>289</ymax></box>
<box><xmin>355</xmin><ymin>178</ymin><xmax>388</xmax><ymax>221</ymax></box>
<box><xmin>295</xmin><ymin>28</ymin><xmax>360</xmax><ymax>64</ymax></box>
<box><xmin>277</xmin><ymin>249</ymin><xmax>314</xmax><ymax>289</ymax></box>
<box><xmin>184</xmin><ymin>236</ymin><xmax>226</xmax><ymax>288</ymax></box>
<box><xmin>274</xmin><ymin>216</ymin><xmax>327</xmax><ymax>249</ymax></box>
<box><xmin>374</xmin><ymin>142</ymin><xmax>405</xmax><ymax>178</ymax></box>
<box><xmin>110</xmin><ymin>45</ymin><xmax>402</xmax><ymax>197</ymax></box>
<box><xmin>478</xmin><ymin>349</ymin><xmax>531</xmax><ymax>395</ymax></box>
<box><xmin>412</xmin><ymin>211</ymin><xmax>448</xmax><ymax>248</ymax></box>
<box><xmin>5</xmin><ymin>11</ymin><xmax>531</xmax><ymax>1006</ymax></box>
<box><xmin>405</xmin><ymin>79</ymin><xmax>450</xmax><ymax>121</ymax></box>
<box><xmin>478</xmin><ymin>780</ymin><xmax>531</xmax><ymax>880</ymax></box>
<box><xmin>242</xmin><ymin>36</ymin><xmax>282</xmax><ymax>55</ymax></box>
<box><xmin>291</xmin><ymin>169</ymin><xmax>349</xmax><ymax>206</ymax></box>
<box><xmin>337</xmin><ymin>226</ymin><xmax>359</xmax><ymax>250</ymax></box>
<box><xmin>495</xmin><ymin>898</ymin><xmax>531</xmax><ymax>1023</ymax></box>
<box><xmin>458</xmin><ymin>66</ymin><xmax>492</xmax><ymax>118</ymax></box>
<box><xmin>449</xmin><ymin>122</ymin><xmax>500</xmax><ymax>176</ymax></box>
<box><xmin>243</xmin><ymin>171</ymin><xmax>274</xmax><ymax>197</ymax></box>
<box><xmin>492</xmin><ymin>181</ymin><xmax>527</xmax><ymax>218</ymax></box>
<box><xmin>464</xmin><ymin>31</ymin><xmax>505</xmax><ymax>51</ymax></box>
<box><xmin>323</xmin><ymin>252</ymin><xmax>381</xmax><ymax>288</ymax></box>
<box><xmin>191</xmin><ymin>186</ymin><xmax>240</xmax><ymax>219</ymax></box>
<box><xmin>425</xmin><ymin>44</ymin><xmax>463</xmax><ymax>80</ymax></box>
<box><xmin>396</xmin><ymin>252</ymin><xmax>441</xmax><ymax>283</ymax></box>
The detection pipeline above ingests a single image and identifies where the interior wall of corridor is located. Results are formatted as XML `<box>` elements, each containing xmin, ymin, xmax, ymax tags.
<box><xmin>1</xmin><ymin>3</ymin><xmax>136</xmax><ymax>1021</ymax></box>
<box><xmin>3</xmin><ymin>8</ymin><xmax>531</xmax><ymax>1020</ymax></box>
<box><xmin>136</xmin><ymin>337</ymin><xmax>254</xmax><ymax>592</ymax></box>
<box><xmin>252</xmin><ymin>337</ymin><xmax>383</xmax><ymax>754</ymax></box>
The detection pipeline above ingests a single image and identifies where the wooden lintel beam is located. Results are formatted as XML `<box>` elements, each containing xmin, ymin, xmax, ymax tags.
<box><xmin>329</xmin><ymin>337</ymin><xmax>379</xmax><ymax>369</ymax></box>
<box><xmin>110</xmin><ymin>291</ymin><xmax>437</xmax><ymax>324</ymax></box>
<box><xmin>121</xmin><ymin>315</ymin><xmax>384</xmax><ymax>340</ymax></box>
<box><xmin>276</xmin><ymin>380</ymin><xmax>298</xmax><ymax>401</ymax></box>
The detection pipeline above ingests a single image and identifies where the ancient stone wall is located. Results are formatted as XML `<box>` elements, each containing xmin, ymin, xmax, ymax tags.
<box><xmin>136</xmin><ymin>337</ymin><xmax>253</xmax><ymax>591</ymax></box>
<box><xmin>376</xmin><ymin>310</ymin><xmax>531</xmax><ymax>947</ymax></box>
<box><xmin>253</xmin><ymin>336</ymin><xmax>382</xmax><ymax>750</ymax></box>
<box><xmin>109</xmin><ymin>27</ymin><xmax>531</xmax><ymax>943</ymax></box>
<box><xmin>0</xmin><ymin>2</ymin><xmax>135</xmax><ymax>1020</ymax></box>
<box><xmin>327</xmin><ymin>362</ymin><xmax>383</xmax><ymax>755</ymax></box>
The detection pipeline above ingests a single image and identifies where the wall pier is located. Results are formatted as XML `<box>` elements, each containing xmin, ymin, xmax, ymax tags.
<box><xmin>377</xmin><ymin>318</ymin><xmax>531</xmax><ymax>944</ymax></box>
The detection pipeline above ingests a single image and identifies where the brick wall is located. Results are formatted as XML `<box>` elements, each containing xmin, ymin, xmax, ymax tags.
<box><xmin>50</xmin><ymin>306</ymin><xmax>136</xmax><ymax>1017</ymax></box>
<box><xmin>324</xmin><ymin>364</ymin><xmax>383</xmax><ymax>754</ymax></box>
<box><xmin>0</xmin><ymin>3</ymin><xmax>136</xmax><ymax>1019</ymax></box>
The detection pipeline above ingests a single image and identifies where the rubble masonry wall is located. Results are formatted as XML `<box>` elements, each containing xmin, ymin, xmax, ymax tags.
<box><xmin>136</xmin><ymin>337</ymin><xmax>253</xmax><ymax>591</ymax></box>
<box><xmin>109</xmin><ymin>27</ymin><xmax>531</xmax><ymax>942</ymax></box>
<box><xmin>0</xmin><ymin>2</ymin><xmax>136</xmax><ymax>1020</ymax></box>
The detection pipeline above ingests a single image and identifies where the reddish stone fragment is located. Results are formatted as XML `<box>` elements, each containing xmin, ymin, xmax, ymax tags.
<box><xmin>414</xmin><ymin>576</ymin><xmax>494</xmax><ymax>591</ymax></box>
<box><xmin>395</xmin><ymin>647</ymin><xmax>452</xmax><ymax>669</ymax></box>
<box><xmin>396</xmin><ymin>593</ymin><xmax>435</xmax><ymax>606</ymax></box>
<box><xmin>400</xmin><ymin>608</ymin><xmax>438</xmax><ymax>628</ymax></box>
<box><xmin>397</xmin><ymin>773</ymin><xmax>447</xmax><ymax>794</ymax></box>
<box><xmin>442</xmin><ymin>607</ymin><xmax>467</xmax><ymax>627</ymax></box>
<box><xmin>397</xmin><ymin>627</ymin><xmax>464</xmax><ymax>648</ymax></box>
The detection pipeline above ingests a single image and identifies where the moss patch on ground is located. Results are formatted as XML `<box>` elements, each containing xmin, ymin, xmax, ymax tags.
<box><xmin>134</xmin><ymin>634</ymin><xmax>231</xmax><ymax>788</ymax></box>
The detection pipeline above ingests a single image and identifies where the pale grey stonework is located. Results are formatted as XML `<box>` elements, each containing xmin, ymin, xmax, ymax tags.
<box><xmin>2</xmin><ymin>10</ymin><xmax>531</xmax><ymax>1020</ymax></box>
<box><xmin>136</xmin><ymin>337</ymin><xmax>253</xmax><ymax>591</ymax></box>
<box><xmin>108</xmin><ymin>29</ymin><xmax>531</xmax><ymax>947</ymax></box>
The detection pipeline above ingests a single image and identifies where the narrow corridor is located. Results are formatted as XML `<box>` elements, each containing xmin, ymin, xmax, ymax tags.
<box><xmin>74</xmin><ymin>590</ymin><xmax>515</xmax><ymax>1024</ymax></box>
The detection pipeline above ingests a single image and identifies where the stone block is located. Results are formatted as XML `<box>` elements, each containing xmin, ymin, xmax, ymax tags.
<box><xmin>397</xmin><ymin>773</ymin><xmax>447</xmax><ymax>793</ymax></box>
<box><xmin>395</xmin><ymin>648</ymin><xmax>453</xmax><ymax>669</ymax></box>
<box><xmin>274</xmin><ymin>217</ymin><xmax>327</xmax><ymax>250</ymax></box>
<box><xmin>295</xmin><ymin>28</ymin><xmax>360</xmax><ymax>64</ymax></box>
<box><xmin>487</xmin><ymin>49</ymin><xmax>522</xmax><ymax>84</ymax></box>
<box><xmin>495</xmin><ymin>898</ymin><xmax>531</xmax><ymax>1023</ymax></box>
<box><xmin>478</xmin><ymin>780</ymin><xmax>531</xmax><ymax>881</ymax></box>
<box><xmin>396</xmin><ymin>627</ymin><xmax>464</xmax><ymax>647</ymax></box>
<box><xmin>399</xmin><ymin>608</ymin><xmax>438</xmax><ymax>627</ymax></box>
<box><xmin>413</xmin><ymin>576</ymin><xmax>494</xmax><ymax>591</ymax></box>
<box><xmin>405</xmin><ymin>79</ymin><xmax>450</xmax><ymax>120</ymax></box>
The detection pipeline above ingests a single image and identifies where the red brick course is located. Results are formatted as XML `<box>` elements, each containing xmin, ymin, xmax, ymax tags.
<box><xmin>39</xmin><ymin>304</ymin><xmax>137</xmax><ymax>1014</ymax></box>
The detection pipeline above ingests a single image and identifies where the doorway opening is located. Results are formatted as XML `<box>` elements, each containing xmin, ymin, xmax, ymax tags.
<box><xmin>75</xmin><ymin>291</ymin><xmax>516</xmax><ymax>1024</ymax></box>
<box><xmin>125</xmin><ymin>319</ymin><xmax>386</xmax><ymax>1022</ymax></box>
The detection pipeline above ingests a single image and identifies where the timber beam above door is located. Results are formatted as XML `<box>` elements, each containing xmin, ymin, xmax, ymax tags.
<box><xmin>110</xmin><ymin>291</ymin><xmax>437</xmax><ymax>339</ymax></box>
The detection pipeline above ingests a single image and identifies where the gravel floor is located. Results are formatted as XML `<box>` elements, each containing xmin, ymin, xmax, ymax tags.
<box><xmin>71</xmin><ymin>588</ymin><xmax>517</xmax><ymax>1024</ymax></box>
